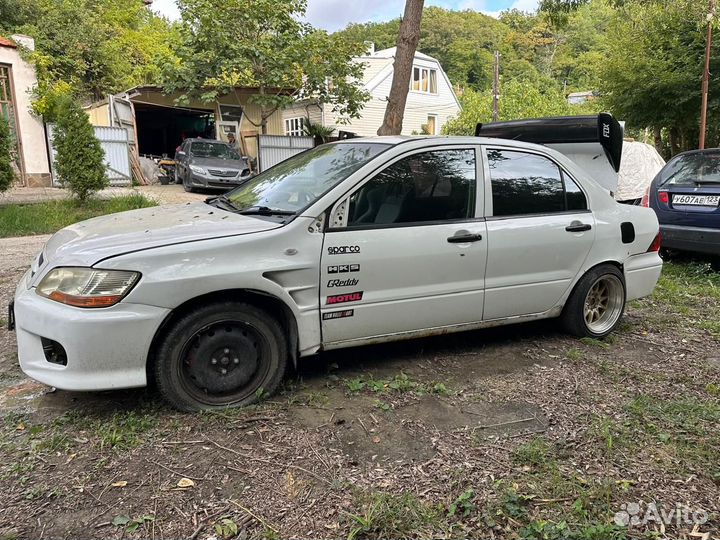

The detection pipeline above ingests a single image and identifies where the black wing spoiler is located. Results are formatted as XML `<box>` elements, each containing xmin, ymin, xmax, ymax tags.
<box><xmin>475</xmin><ymin>113</ymin><xmax>624</xmax><ymax>173</ymax></box>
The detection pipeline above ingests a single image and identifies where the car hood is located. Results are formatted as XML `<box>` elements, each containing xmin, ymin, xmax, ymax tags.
<box><xmin>40</xmin><ymin>202</ymin><xmax>282</xmax><ymax>268</ymax></box>
<box><xmin>191</xmin><ymin>157</ymin><xmax>246</xmax><ymax>169</ymax></box>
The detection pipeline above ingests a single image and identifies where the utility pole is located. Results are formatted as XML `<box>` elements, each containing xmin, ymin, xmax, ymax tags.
<box><xmin>492</xmin><ymin>51</ymin><xmax>500</xmax><ymax>122</ymax></box>
<box><xmin>700</xmin><ymin>0</ymin><xmax>716</xmax><ymax>150</ymax></box>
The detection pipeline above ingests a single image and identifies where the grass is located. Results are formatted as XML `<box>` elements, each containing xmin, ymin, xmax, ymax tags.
<box><xmin>0</xmin><ymin>193</ymin><xmax>157</xmax><ymax>237</ymax></box>
<box><xmin>636</xmin><ymin>260</ymin><xmax>720</xmax><ymax>339</ymax></box>
<box><xmin>345</xmin><ymin>491</ymin><xmax>443</xmax><ymax>539</ymax></box>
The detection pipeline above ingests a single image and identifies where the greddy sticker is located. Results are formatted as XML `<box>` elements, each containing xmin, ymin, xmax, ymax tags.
<box><xmin>322</xmin><ymin>309</ymin><xmax>354</xmax><ymax>320</ymax></box>
<box><xmin>327</xmin><ymin>278</ymin><xmax>359</xmax><ymax>288</ymax></box>
<box><xmin>327</xmin><ymin>245</ymin><xmax>360</xmax><ymax>255</ymax></box>
<box><xmin>326</xmin><ymin>292</ymin><xmax>363</xmax><ymax>305</ymax></box>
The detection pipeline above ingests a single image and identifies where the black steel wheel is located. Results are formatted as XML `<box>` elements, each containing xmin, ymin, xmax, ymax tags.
<box><xmin>154</xmin><ymin>302</ymin><xmax>287</xmax><ymax>411</ymax></box>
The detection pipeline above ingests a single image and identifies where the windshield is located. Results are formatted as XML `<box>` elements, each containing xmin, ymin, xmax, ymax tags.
<box><xmin>226</xmin><ymin>143</ymin><xmax>390</xmax><ymax>213</ymax></box>
<box><xmin>190</xmin><ymin>142</ymin><xmax>240</xmax><ymax>160</ymax></box>
<box><xmin>659</xmin><ymin>151</ymin><xmax>720</xmax><ymax>186</ymax></box>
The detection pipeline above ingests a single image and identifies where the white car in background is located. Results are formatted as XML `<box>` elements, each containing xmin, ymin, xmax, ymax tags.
<box><xmin>11</xmin><ymin>115</ymin><xmax>663</xmax><ymax>410</ymax></box>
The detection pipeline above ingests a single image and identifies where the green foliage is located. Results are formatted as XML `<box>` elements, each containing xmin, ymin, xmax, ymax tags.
<box><xmin>513</xmin><ymin>438</ymin><xmax>554</xmax><ymax>468</ymax></box>
<box><xmin>214</xmin><ymin>517</ymin><xmax>239</xmax><ymax>539</ymax></box>
<box><xmin>303</xmin><ymin>121</ymin><xmax>335</xmax><ymax>142</ymax></box>
<box><xmin>0</xmin><ymin>115</ymin><xmax>15</xmax><ymax>193</ymax></box>
<box><xmin>597</xmin><ymin>0</ymin><xmax>719</xmax><ymax>150</ymax></box>
<box><xmin>164</xmin><ymin>0</ymin><xmax>369</xmax><ymax>132</ymax></box>
<box><xmin>112</xmin><ymin>514</ymin><xmax>155</xmax><ymax>534</ymax></box>
<box><xmin>52</xmin><ymin>96</ymin><xmax>107</xmax><ymax>201</ymax></box>
<box><xmin>4</xmin><ymin>0</ymin><xmax>179</xmax><ymax>104</ymax></box>
<box><xmin>346</xmin><ymin>491</ymin><xmax>442</xmax><ymax>539</ymax></box>
<box><xmin>444</xmin><ymin>80</ymin><xmax>598</xmax><ymax>135</ymax></box>
<box><xmin>447</xmin><ymin>489</ymin><xmax>476</xmax><ymax>518</ymax></box>
<box><xmin>0</xmin><ymin>194</ymin><xmax>157</xmax><ymax>237</ymax></box>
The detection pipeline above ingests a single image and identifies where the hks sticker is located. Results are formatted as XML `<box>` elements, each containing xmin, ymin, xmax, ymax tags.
<box><xmin>327</xmin><ymin>245</ymin><xmax>360</xmax><ymax>255</ymax></box>
<box><xmin>326</xmin><ymin>291</ymin><xmax>363</xmax><ymax>305</ymax></box>
<box><xmin>327</xmin><ymin>264</ymin><xmax>360</xmax><ymax>274</ymax></box>
<box><xmin>322</xmin><ymin>309</ymin><xmax>354</xmax><ymax>320</ymax></box>
<box><xmin>327</xmin><ymin>278</ymin><xmax>359</xmax><ymax>288</ymax></box>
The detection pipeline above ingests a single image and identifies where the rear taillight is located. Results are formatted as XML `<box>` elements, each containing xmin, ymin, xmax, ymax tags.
<box><xmin>647</xmin><ymin>232</ymin><xmax>662</xmax><ymax>252</ymax></box>
<box><xmin>658</xmin><ymin>191</ymin><xmax>669</xmax><ymax>204</ymax></box>
<box><xmin>641</xmin><ymin>185</ymin><xmax>650</xmax><ymax>207</ymax></box>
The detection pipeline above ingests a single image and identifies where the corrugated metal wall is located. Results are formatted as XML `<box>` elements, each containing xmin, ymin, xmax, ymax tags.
<box><xmin>258</xmin><ymin>135</ymin><xmax>314</xmax><ymax>172</ymax></box>
<box><xmin>47</xmin><ymin>124</ymin><xmax>131</xmax><ymax>187</ymax></box>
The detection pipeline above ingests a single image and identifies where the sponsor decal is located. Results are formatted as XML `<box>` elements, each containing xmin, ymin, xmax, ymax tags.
<box><xmin>327</xmin><ymin>245</ymin><xmax>360</xmax><ymax>255</ymax></box>
<box><xmin>327</xmin><ymin>278</ymin><xmax>359</xmax><ymax>288</ymax></box>
<box><xmin>327</xmin><ymin>264</ymin><xmax>360</xmax><ymax>274</ymax></box>
<box><xmin>326</xmin><ymin>291</ymin><xmax>363</xmax><ymax>305</ymax></box>
<box><xmin>322</xmin><ymin>309</ymin><xmax>354</xmax><ymax>320</ymax></box>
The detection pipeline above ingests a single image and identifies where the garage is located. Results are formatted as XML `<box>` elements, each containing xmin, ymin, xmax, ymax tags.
<box><xmin>134</xmin><ymin>102</ymin><xmax>215</xmax><ymax>158</ymax></box>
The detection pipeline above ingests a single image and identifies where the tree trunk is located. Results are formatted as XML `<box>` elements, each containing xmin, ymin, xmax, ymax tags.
<box><xmin>653</xmin><ymin>126</ymin><xmax>663</xmax><ymax>156</ymax></box>
<box><xmin>377</xmin><ymin>0</ymin><xmax>424</xmax><ymax>136</ymax></box>
<box><xmin>669</xmin><ymin>126</ymin><xmax>680</xmax><ymax>156</ymax></box>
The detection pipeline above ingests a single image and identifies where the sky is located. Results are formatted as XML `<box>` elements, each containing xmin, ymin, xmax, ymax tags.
<box><xmin>150</xmin><ymin>0</ymin><xmax>540</xmax><ymax>31</ymax></box>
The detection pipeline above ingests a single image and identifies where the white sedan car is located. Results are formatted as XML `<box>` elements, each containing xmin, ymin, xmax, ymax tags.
<box><xmin>11</xmin><ymin>133</ymin><xmax>662</xmax><ymax>410</ymax></box>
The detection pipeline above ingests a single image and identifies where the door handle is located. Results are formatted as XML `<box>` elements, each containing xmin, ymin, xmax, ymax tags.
<box><xmin>447</xmin><ymin>233</ymin><xmax>483</xmax><ymax>243</ymax></box>
<box><xmin>565</xmin><ymin>222</ymin><xmax>592</xmax><ymax>232</ymax></box>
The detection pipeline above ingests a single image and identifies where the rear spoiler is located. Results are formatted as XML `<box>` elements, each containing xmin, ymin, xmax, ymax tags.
<box><xmin>475</xmin><ymin>113</ymin><xmax>624</xmax><ymax>192</ymax></box>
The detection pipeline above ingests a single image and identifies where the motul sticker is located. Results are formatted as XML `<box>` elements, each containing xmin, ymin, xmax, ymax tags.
<box><xmin>322</xmin><ymin>309</ymin><xmax>354</xmax><ymax>320</ymax></box>
<box><xmin>326</xmin><ymin>292</ymin><xmax>363</xmax><ymax>305</ymax></box>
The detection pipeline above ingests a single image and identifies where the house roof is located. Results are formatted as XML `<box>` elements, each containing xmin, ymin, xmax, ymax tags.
<box><xmin>358</xmin><ymin>47</ymin><xmax>439</xmax><ymax>63</ymax></box>
<box><xmin>0</xmin><ymin>36</ymin><xmax>17</xmax><ymax>48</ymax></box>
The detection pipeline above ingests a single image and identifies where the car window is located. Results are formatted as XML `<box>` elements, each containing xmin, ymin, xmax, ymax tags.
<box><xmin>190</xmin><ymin>141</ymin><xmax>240</xmax><ymax>160</ymax></box>
<box><xmin>226</xmin><ymin>143</ymin><xmax>389</xmax><ymax>213</ymax></box>
<box><xmin>346</xmin><ymin>149</ymin><xmax>476</xmax><ymax>227</ymax></box>
<box><xmin>658</xmin><ymin>151</ymin><xmax>720</xmax><ymax>186</ymax></box>
<box><xmin>486</xmin><ymin>149</ymin><xmax>586</xmax><ymax>216</ymax></box>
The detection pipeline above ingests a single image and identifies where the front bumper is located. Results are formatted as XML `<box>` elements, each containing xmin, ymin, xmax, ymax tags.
<box><xmin>13</xmin><ymin>282</ymin><xmax>170</xmax><ymax>391</ymax></box>
<box><xmin>660</xmin><ymin>224</ymin><xmax>720</xmax><ymax>256</ymax></box>
<box><xmin>189</xmin><ymin>172</ymin><xmax>250</xmax><ymax>190</ymax></box>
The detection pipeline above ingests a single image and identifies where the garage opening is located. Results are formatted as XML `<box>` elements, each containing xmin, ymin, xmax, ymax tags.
<box><xmin>134</xmin><ymin>102</ymin><xmax>215</xmax><ymax>158</ymax></box>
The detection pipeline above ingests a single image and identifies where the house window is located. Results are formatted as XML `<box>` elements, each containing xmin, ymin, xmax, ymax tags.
<box><xmin>411</xmin><ymin>66</ymin><xmax>438</xmax><ymax>93</ymax></box>
<box><xmin>0</xmin><ymin>64</ymin><xmax>20</xmax><ymax>172</ymax></box>
<box><xmin>285</xmin><ymin>117</ymin><xmax>306</xmax><ymax>137</ymax></box>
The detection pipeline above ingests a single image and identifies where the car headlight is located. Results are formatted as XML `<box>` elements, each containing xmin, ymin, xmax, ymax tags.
<box><xmin>189</xmin><ymin>164</ymin><xmax>208</xmax><ymax>175</ymax></box>
<box><xmin>37</xmin><ymin>267</ymin><xmax>140</xmax><ymax>308</ymax></box>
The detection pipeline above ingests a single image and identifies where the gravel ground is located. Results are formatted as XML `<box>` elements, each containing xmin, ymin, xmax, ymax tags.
<box><xmin>1</xmin><ymin>236</ymin><xmax>719</xmax><ymax>539</ymax></box>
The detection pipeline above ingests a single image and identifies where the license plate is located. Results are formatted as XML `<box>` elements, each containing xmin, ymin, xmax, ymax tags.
<box><xmin>673</xmin><ymin>194</ymin><xmax>720</xmax><ymax>206</ymax></box>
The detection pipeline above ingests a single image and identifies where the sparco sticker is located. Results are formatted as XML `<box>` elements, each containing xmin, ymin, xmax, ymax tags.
<box><xmin>327</xmin><ymin>278</ymin><xmax>359</xmax><ymax>288</ymax></box>
<box><xmin>322</xmin><ymin>309</ymin><xmax>354</xmax><ymax>320</ymax></box>
<box><xmin>326</xmin><ymin>292</ymin><xmax>363</xmax><ymax>305</ymax></box>
<box><xmin>327</xmin><ymin>245</ymin><xmax>360</xmax><ymax>255</ymax></box>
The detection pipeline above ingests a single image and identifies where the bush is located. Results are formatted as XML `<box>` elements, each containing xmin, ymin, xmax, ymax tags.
<box><xmin>53</xmin><ymin>96</ymin><xmax>107</xmax><ymax>201</ymax></box>
<box><xmin>0</xmin><ymin>115</ymin><xmax>16</xmax><ymax>192</ymax></box>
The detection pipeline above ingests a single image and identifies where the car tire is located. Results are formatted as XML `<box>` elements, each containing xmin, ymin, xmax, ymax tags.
<box><xmin>561</xmin><ymin>264</ymin><xmax>626</xmax><ymax>338</ymax></box>
<box><xmin>711</xmin><ymin>258</ymin><xmax>720</xmax><ymax>272</ymax></box>
<box><xmin>182</xmin><ymin>174</ymin><xmax>194</xmax><ymax>193</ymax></box>
<box><xmin>154</xmin><ymin>302</ymin><xmax>287</xmax><ymax>411</ymax></box>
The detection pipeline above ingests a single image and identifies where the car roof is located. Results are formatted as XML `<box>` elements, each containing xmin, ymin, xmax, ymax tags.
<box><xmin>186</xmin><ymin>138</ymin><xmax>229</xmax><ymax>145</ymax></box>
<box><xmin>332</xmin><ymin>135</ymin><xmax>556</xmax><ymax>152</ymax></box>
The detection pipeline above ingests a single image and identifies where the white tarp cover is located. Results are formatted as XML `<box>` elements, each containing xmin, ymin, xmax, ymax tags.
<box><xmin>616</xmin><ymin>141</ymin><xmax>666</xmax><ymax>201</ymax></box>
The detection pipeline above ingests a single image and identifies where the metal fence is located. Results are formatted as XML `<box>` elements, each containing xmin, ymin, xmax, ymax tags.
<box><xmin>47</xmin><ymin>124</ymin><xmax>132</xmax><ymax>187</ymax></box>
<box><xmin>257</xmin><ymin>135</ymin><xmax>314</xmax><ymax>172</ymax></box>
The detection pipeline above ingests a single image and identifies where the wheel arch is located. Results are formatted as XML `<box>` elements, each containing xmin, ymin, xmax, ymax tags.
<box><xmin>146</xmin><ymin>289</ymin><xmax>299</xmax><ymax>383</ymax></box>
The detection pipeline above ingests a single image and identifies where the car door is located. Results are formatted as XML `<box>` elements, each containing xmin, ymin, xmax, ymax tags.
<box><xmin>482</xmin><ymin>146</ymin><xmax>596</xmax><ymax>320</ymax></box>
<box><xmin>320</xmin><ymin>147</ymin><xmax>487</xmax><ymax>345</ymax></box>
<box><xmin>176</xmin><ymin>140</ymin><xmax>189</xmax><ymax>180</ymax></box>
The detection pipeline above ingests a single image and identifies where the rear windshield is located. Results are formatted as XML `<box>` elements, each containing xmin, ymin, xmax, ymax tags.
<box><xmin>659</xmin><ymin>152</ymin><xmax>720</xmax><ymax>186</ymax></box>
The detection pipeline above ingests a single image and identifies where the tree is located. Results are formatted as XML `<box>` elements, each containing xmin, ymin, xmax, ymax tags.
<box><xmin>53</xmin><ymin>97</ymin><xmax>107</xmax><ymax>201</ymax></box>
<box><xmin>163</xmin><ymin>0</ymin><xmax>368</xmax><ymax>134</ymax></box>
<box><xmin>0</xmin><ymin>115</ymin><xmax>15</xmax><ymax>192</ymax></box>
<box><xmin>377</xmin><ymin>0</ymin><xmax>425</xmax><ymax>135</ymax></box>
<box><xmin>3</xmin><ymin>0</ymin><xmax>178</xmax><ymax>104</ymax></box>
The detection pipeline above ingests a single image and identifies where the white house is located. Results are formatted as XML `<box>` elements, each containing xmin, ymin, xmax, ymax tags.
<box><xmin>283</xmin><ymin>46</ymin><xmax>461</xmax><ymax>138</ymax></box>
<box><xmin>0</xmin><ymin>34</ymin><xmax>51</xmax><ymax>186</ymax></box>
